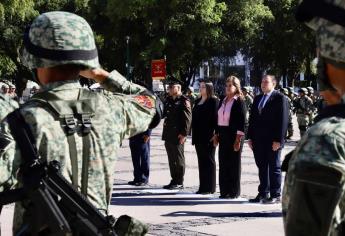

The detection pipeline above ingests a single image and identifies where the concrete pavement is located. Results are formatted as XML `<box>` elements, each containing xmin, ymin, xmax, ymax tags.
<box><xmin>1</xmin><ymin>117</ymin><xmax>300</xmax><ymax>235</ymax></box>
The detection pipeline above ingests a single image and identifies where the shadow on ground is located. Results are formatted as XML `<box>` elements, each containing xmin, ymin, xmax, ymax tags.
<box><xmin>111</xmin><ymin>196</ymin><xmax>254</xmax><ymax>206</ymax></box>
<box><xmin>162</xmin><ymin>211</ymin><xmax>282</xmax><ymax>218</ymax></box>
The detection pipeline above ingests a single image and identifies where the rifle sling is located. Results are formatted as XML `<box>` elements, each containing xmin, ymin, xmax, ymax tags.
<box><xmin>81</xmin><ymin>135</ymin><xmax>90</xmax><ymax>196</ymax></box>
<box><xmin>67</xmin><ymin>134</ymin><xmax>78</xmax><ymax>188</ymax></box>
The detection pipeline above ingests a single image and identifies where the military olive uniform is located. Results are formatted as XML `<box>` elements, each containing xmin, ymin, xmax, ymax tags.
<box><xmin>295</xmin><ymin>95</ymin><xmax>313</xmax><ymax>137</ymax></box>
<box><xmin>162</xmin><ymin>94</ymin><xmax>192</xmax><ymax>186</ymax></box>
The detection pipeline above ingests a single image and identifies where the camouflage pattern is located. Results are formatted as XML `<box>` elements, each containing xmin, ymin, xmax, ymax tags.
<box><xmin>282</xmin><ymin>112</ymin><xmax>345</xmax><ymax>235</ymax></box>
<box><xmin>0</xmin><ymin>71</ymin><xmax>156</xmax><ymax>233</ymax></box>
<box><xmin>284</xmin><ymin>95</ymin><xmax>294</xmax><ymax>138</ymax></box>
<box><xmin>305</xmin><ymin>0</ymin><xmax>345</xmax><ymax>65</ymax></box>
<box><xmin>295</xmin><ymin>95</ymin><xmax>313</xmax><ymax>136</ymax></box>
<box><xmin>244</xmin><ymin>94</ymin><xmax>253</xmax><ymax>120</ymax></box>
<box><xmin>283</xmin><ymin>1</ymin><xmax>345</xmax><ymax>234</ymax></box>
<box><xmin>0</xmin><ymin>94</ymin><xmax>19</xmax><ymax>192</ymax></box>
<box><xmin>21</xmin><ymin>11</ymin><xmax>99</xmax><ymax>69</ymax></box>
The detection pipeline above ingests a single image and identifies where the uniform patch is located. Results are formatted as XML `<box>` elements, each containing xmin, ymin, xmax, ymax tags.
<box><xmin>133</xmin><ymin>95</ymin><xmax>155</xmax><ymax>109</ymax></box>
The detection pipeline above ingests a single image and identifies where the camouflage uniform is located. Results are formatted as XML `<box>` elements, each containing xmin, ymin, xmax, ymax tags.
<box><xmin>0</xmin><ymin>11</ymin><xmax>157</xmax><ymax>234</ymax></box>
<box><xmin>243</xmin><ymin>91</ymin><xmax>253</xmax><ymax>139</ymax></box>
<box><xmin>283</xmin><ymin>1</ymin><xmax>345</xmax><ymax>235</ymax></box>
<box><xmin>281</xmin><ymin>88</ymin><xmax>294</xmax><ymax>138</ymax></box>
<box><xmin>0</xmin><ymin>94</ymin><xmax>19</xmax><ymax>191</ymax></box>
<box><xmin>307</xmin><ymin>87</ymin><xmax>317</xmax><ymax>126</ymax></box>
<box><xmin>294</xmin><ymin>89</ymin><xmax>313</xmax><ymax>137</ymax></box>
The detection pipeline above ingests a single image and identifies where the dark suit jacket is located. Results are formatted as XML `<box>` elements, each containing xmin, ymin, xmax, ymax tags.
<box><xmin>191</xmin><ymin>97</ymin><xmax>219</xmax><ymax>145</ymax></box>
<box><xmin>216</xmin><ymin>97</ymin><xmax>247</xmax><ymax>138</ymax></box>
<box><xmin>248</xmin><ymin>90</ymin><xmax>289</xmax><ymax>145</ymax></box>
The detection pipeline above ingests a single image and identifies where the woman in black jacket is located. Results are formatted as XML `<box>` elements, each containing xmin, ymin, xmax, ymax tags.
<box><xmin>192</xmin><ymin>80</ymin><xmax>219</xmax><ymax>194</ymax></box>
<box><xmin>214</xmin><ymin>76</ymin><xmax>247</xmax><ymax>199</ymax></box>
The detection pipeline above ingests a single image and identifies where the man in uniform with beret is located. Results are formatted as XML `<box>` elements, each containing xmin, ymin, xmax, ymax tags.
<box><xmin>162</xmin><ymin>80</ymin><xmax>192</xmax><ymax>190</ymax></box>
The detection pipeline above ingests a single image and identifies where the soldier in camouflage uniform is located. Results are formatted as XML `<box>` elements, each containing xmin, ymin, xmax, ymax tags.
<box><xmin>242</xmin><ymin>87</ymin><xmax>253</xmax><ymax>139</ymax></box>
<box><xmin>0</xmin><ymin>11</ymin><xmax>161</xmax><ymax>234</ymax></box>
<box><xmin>280</xmin><ymin>88</ymin><xmax>294</xmax><ymax>139</ymax></box>
<box><xmin>283</xmin><ymin>1</ymin><xmax>345</xmax><ymax>235</ymax></box>
<box><xmin>294</xmin><ymin>88</ymin><xmax>313</xmax><ymax>137</ymax></box>
<box><xmin>306</xmin><ymin>86</ymin><xmax>317</xmax><ymax>126</ymax></box>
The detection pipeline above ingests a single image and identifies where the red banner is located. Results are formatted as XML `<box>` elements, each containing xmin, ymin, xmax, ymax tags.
<box><xmin>151</xmin><ymin>59</ymin><xmax>166</xmax><ymax>80</ymax></box>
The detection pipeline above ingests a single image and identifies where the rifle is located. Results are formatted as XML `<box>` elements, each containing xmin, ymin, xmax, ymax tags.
<box><xmin>0</xmin><ymin>110</ymin><xmax>147</xmax><ymax>235</ymax></box>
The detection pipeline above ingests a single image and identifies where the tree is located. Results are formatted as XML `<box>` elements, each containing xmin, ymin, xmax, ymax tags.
<box><xmin>248</xmin><ymin>0</ymin><xmax>315</xmax><ymax>87</ymax></box>
<box><xmin>92</xmin><ymin>0</ymin><xmax>227</xmax><ymax>88</ymax></box>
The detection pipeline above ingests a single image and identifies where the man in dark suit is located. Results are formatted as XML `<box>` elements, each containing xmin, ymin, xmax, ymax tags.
<box><xmin>248</xmin><ymin>75</ymin><xmax>289</xmax><ymax>203</ymax></box>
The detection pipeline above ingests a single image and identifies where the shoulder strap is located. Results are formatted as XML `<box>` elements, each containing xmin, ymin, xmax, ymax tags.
<box><xmin>27</xmin><ymin>89</ymin><xmax>98</xmax><ymax>195</ymax></box>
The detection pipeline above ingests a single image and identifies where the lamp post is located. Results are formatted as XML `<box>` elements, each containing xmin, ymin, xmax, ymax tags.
<box><xmin>125</xmin><ymin>36</ymin><xmax>130</xmax><ymax>81</ymax></box>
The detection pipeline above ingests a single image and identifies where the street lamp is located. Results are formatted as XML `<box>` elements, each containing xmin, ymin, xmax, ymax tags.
<box><xmin>125</xmin><ymin>36</ymin><xmax>130</xmax><ymax>81</ymax></box>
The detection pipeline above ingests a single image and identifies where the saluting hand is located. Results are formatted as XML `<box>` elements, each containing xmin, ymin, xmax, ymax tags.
<box><xmin>79</xmin><ymin>68</ymin><xmax>109</xmax><ymax>83</ymax></box>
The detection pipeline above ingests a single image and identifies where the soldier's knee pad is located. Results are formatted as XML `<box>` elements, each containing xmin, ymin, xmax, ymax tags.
<box><xmin>284</xmin><ymin>165</ymin><xmax>345</xmax><ymax>236</ymax></box>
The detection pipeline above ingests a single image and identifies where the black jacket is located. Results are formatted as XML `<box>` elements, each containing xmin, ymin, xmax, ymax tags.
<box><xmin>191</xmin><ymin>97</ymin><xmax>219</xmax><ymax>145</ymax></box>
<box><xmin>248</xmin><ymin>90</ymin><xmax>289</xmax><ymax>145</ymax></box>
<box><xmin>216</xmin><ymin>97</ymin><xmax>247</xmax><ymax>137</ymax></box>
<box><xmin>162</xmin><ymin>95</ymin><xmax>192</xmax><ymax>144</ymax></box>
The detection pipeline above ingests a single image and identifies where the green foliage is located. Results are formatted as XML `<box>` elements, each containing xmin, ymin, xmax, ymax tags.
<box><xmin>0</xmin><ymin>0</ymin><xmax>315</xmax><ymax>88</ymax></box>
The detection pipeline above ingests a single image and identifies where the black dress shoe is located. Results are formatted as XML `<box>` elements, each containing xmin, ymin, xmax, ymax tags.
<box><xmin>262</xmin><ymin>196</ymin><xmax>281</xmax><ymax>204</ymax></box>
<box><xmin>128</xmin><ymin>180</ymin><xmax>139</xmax><ymax>185</ymax></box>
<box><xmin>135</xmin><ymin>182</ymin><xmax>148</xmax><ymax>186</ymax></box>
<box><xmin>196</xmin><ymin>190</ymin><xmax>213</xmax><ymax>194</ymax></box>
<box><xmin>163</xmin><ymin>183</ymin><xmax>183</xmax><ymax>190</ymax></box>
<box><xmin>168</xmin><ymin>184</ymin><xmax>184</xmax><ymax>190</ymax></box>
<box><xmin>249</xmin><ymin>194</ymin><xmax>269</xmax><ymax>203</ymax></box>
<box><xmin>219</xmin><ymin>194</ymin><xmax>231</xmax><ymax>199</ymax></box>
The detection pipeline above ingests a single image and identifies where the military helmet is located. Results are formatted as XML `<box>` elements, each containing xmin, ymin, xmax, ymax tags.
<box><xmin>296</xmin><ymin>0</ymin><xmax>345</xmax><ymax>91</ymax></box>
<box><xmin>296</xmin><ymin>0</ymin><xmax>345</xmax><ymax>65</ymax></box>
<box><xmin>242</xmin><ymin>86</ymin><xmax>248</xmax><ymax>92</ymax></box>
<box><xmin>280</xmin><ymin>88</ymin><xmax>289</xmax><ymax>95</ymax></box>
<box><xmin>21</xmin><ymin>11</ymin><xmax>99</xmax><ymax>69</ymax></box>
<box><xmin>298</xmin><ymin>88</ymin><xmax>308</xmax><ymax>94</ymax></box>
<box><xmin>306</xmin><ymin>86</ymin><xmax>314</xmax><ymax>93</ymax></box>
<box><xmin>287</xmin><ymin>87</ymin><xmax>294</xmax><ymax>93</ymax></box>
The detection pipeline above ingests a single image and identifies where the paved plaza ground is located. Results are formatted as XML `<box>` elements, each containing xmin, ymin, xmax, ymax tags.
<box><xmin>1</xmin><ymin>117</ymin><xmax>300</xmax><ymax>235</ymax></box>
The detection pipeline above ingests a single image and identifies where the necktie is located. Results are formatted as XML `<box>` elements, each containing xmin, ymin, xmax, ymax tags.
<box><xmin>258</xmin><ymin>94</ymin><xmax>267</xmax><ymax>113</ymax></box>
